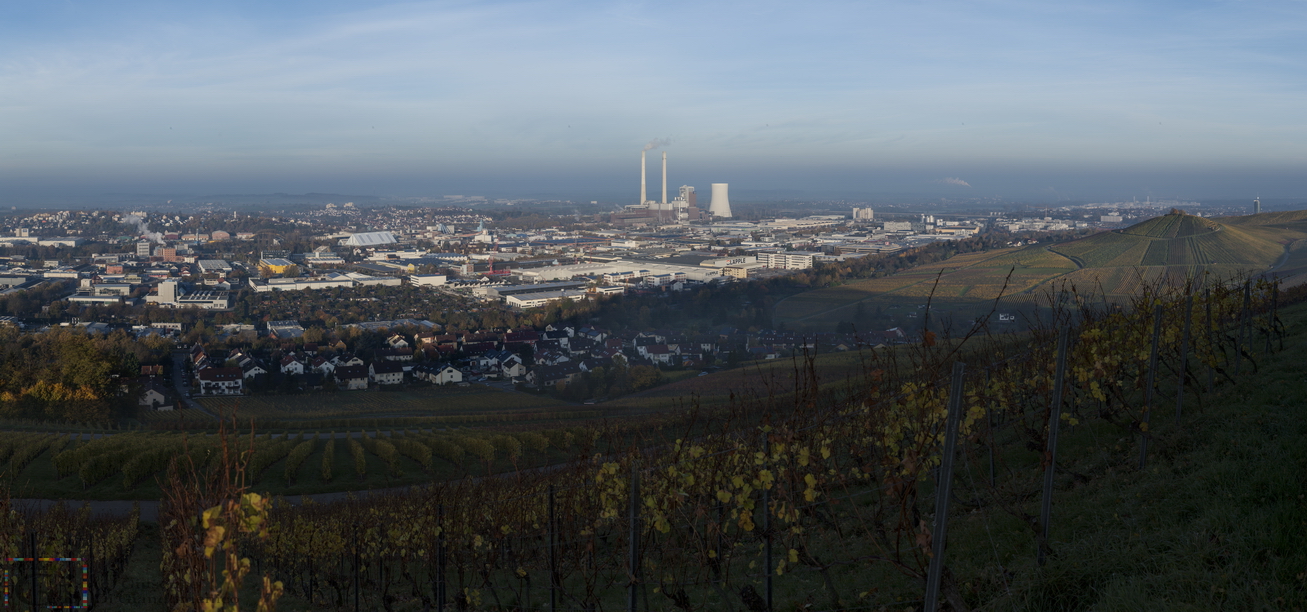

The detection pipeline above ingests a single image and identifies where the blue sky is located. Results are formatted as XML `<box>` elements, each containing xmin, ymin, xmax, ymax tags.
<box><xmin>2</xmin><ymin>0</ymin><xmax>1305</xmax><ymax>202</ymax></box>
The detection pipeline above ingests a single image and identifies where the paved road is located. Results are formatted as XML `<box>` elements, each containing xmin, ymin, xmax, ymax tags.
<box><xmin>171</xmin><ymin>350</ymin><xmax>217</xmax><ymax>418</ymax></box>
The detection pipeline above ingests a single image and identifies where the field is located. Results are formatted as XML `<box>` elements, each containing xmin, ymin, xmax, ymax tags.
<box><xmin>776</xmin><ymin>210</ymin><xmax>1307</xmax><ymax>331</ymax></box>
<box><xmin>197</xmin><ymin>384</ymin><xmax>571</xmax><ymax>421</ymax></box>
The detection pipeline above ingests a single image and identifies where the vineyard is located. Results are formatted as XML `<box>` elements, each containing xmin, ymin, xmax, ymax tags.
<box><xmin>0</xmin><ymin>497</ymin><xmax>139</xmax><ymax>610</ymax></box>
<box><xmin>2</xmin><ymin>427</ymin><xmax>600</xmax><ymax>499</ymax></box>
<box><xmin>197</xmin><ymin>384</ymin><xmax>571</xmax><ymax>420</ymax></box>
<box><xmin>776</xmin><ymin>210</ymin><xmax>1307</xmax><ymax>332</ymax></box>
<box><xmin>130</xmin><ymin>273</ymin><xmax>1305</xmax><ymax>610</ymax></box>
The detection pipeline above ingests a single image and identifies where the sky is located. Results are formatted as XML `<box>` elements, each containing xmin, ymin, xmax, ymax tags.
<box><xmin>2</xmin><ymin>0</ymin><xmax>1306</xmax><ymax>204</ymax></box>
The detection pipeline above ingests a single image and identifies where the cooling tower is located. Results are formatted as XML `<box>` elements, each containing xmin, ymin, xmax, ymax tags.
<box><xmin>709</xmin><ymin>183</ymin><xmax>732</xmax><ymax>218</ymax></box>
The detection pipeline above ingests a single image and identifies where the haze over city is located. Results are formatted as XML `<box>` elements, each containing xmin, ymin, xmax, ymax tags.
<box><xmin>3</xmin><ymin>0</ymin><xmax>1306</xmax><ymax>203</ymax></box>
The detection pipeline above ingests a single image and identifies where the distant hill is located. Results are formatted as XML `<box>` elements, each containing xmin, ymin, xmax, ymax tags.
<box><xmin>773</xmin><ymin>209</ymin><xmax>1307</xmax><ymax>331</ymax></box>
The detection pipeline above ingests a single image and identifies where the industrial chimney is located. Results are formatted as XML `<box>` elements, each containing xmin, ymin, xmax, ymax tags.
<box><xmin>709</xmin><ymin>183</ymin><xmax>732</xmax><ymax>218</ymax></box>
<box><xmin>662</xmin><ymin>152</ymin><xmax>667</xmax><ymax>205</ymax></box>
<box><xmin>640</xmin><ymin>151</ymin><xmax>647</xmax><ymax>204</ymax></box>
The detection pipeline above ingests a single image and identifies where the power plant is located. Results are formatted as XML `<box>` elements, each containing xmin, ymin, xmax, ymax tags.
<box><xmin>612</xmin><ymin>149</ymin><xmax>718</xmax><ymax>226</ymax></box>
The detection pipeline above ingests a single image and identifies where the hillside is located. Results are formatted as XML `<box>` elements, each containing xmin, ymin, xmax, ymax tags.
<box><xmin>774</xmin><ymin>209</ymin><xmax>1305</xmax><ymax>331</ymax></box>
<box><xmin>1051</xmin><ymin>210</ymin><xmax>1289</xmax><ymax>293</ymax></box>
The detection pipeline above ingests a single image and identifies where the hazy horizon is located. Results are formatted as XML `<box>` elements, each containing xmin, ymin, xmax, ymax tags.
<box><xmin>3</xmin><ymin>1</ymin><xmax>1306</xmax><ymax>204</ymax></box>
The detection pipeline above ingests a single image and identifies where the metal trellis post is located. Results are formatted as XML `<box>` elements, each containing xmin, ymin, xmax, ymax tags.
<box><xmin>628</xmin><ymin>469</ymin><xmax>640</xmax><ymax>612</ymax></box>
<box><xmin>353</xmin><ymin>521</ymin><xmax>360</xmax><ymax>612</ymax></box>
<box><xmin>763</xmin><ymin>433</ymin><xmax>773</xmax><ymax>612</ymax></box>
<box><xmin>549</xmin><ymin>485</ymin><xmax>558</xmax><ymax>612</ymax></box>
<box><xmin>1176</xmin><ymin>294</ymin><xmax>1193</xmax><ymax>422</ymax></box>
<box><xmin>438</xmin><ymin>504</ymin><xmax>446</xmax><ymax>612</ymax></box>
<box><xmin>1205</xmin><ymin>288</ymin><xmax>1214</xmax><ymax>393</ymax></box>
<box><xmin>924</xmin><ymin>361</ymin><xmax>966</xmax><ymax>612</ymax></box>
<box><xmin>1139</xmin><ymin>304</ymin><xmax>1163</xmax><ymax>470</ymax></box>
<box><xmin>1038</xmin><ymin>327</ymin><xmax>1070</xmax><ymax>566</ymax></box>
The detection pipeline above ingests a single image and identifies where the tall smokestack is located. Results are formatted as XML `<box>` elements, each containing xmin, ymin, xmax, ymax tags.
<box><xmin>661</xmin><ymin>152</ymin><xmax>667</xmax><ymax>205</ymax></box>
<box><xmin>640</xmin><ymin>150</ymin><xmax>647</xmax><ymax>204</ymax></box>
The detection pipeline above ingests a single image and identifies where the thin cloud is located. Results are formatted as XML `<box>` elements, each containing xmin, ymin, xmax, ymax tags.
<box><xmin>938</xmin><ymin>177</ymin><xmax>971</xmax><ymax>187</ymax></box>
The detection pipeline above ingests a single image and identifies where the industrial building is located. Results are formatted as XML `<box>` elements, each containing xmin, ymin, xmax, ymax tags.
<box><xmin>518</xmin><ymin>259</ymin><xmax>723</xmax><ymax>283</ymax></box>
<box><xmin>145</xmin><ymin>280</ymin><xmax>231</xmax><ymax>309</ymax></box>
<box><xmin>342</xmin><ymin>231</ymin><xmax>398</xmax><ymax>247</ymax></box>
<box><xmin>757</xmin><ymin>251</ymin><xmax>821</xmax><ymax>270</ymax></box>
<box><xmin>249</xmin><ymin>272</ymin><xmax>401</xmax><ymax>292</ymax></box>
<box><xmin>473</xmin><ymin>281</ymin><xmax>588</xmax><ymax>300</ymax></box>
<box><xmin>198</xmin><ymin>260</ymin><xmax>233</xmax><ymax>274</ymax></box>
<box><xmin>505</xmin><ymin>290</ymin><xmax>590</xmax><ymax>309</ymax></box>
<box><xmin>258</xmin><ymin>258</ymin><xmax>296</xmax><ymax>275</ymax></box>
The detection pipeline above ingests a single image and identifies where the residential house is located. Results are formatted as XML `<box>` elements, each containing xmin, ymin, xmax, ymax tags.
<box><xmin>310</xmin><ymin>356</ymin><xmax>335</xmax><ymax>375</ymax></box>
<box><xmin>576</xmin><ymin>358</ymin><xmax>610</xmax><ymax>373</ymax></box>
<box><xmin>527</xmin><ymin>362</ymin><xmax>583</xmax><ymax>388</ymax></box>
<box><xmin>138</xmin><ymin>380</ymin><xmax>173</xmax><ymax>410</ymax></box>
<box><xmin>239</xmin><ymin>358</ymin><xmax>268</xmax><ymax>380</ymax></box>
<box><xmin>462</xmin><ymin>341</ymin><xmax>497</xmax><ymax>355</ymax></box>
<box><xmin>414</xmin><ymin>332</ymin><xmax>439</xmax><ymax>347</ymax></box>
<box><xmin>375</xmin><ymin>347</ymin><xmax>414</xmax><ymax>362</ymax></box>
<box><xmin>480</xmin><ymin>349</ymin><xmax>526</xmax><ymax>378</ymax></box>
<box><xmin>535</xmin><ymin>349</ymin><xmax>570</xmax><ymax>366</ymax></box>
<box><xmin>416</xmin><ymin>363</ymin><xmax>463</xmax><ymax>385</ymax></box>
<box><xmin>332</xmin><ymin>354</ymin><xmax>364</xmax><ymax>367</ymax></box>
<box><xmin>369</xmin><ymin>360</ymin><xmax>405</xmax><ymax>385</ymax></box>
<box><xmin>280</xmin><ymin>355</ymin><xmax>305</xmax><ymax>375</ymax></box>
<box><xmin>643</xmin><ymin>344</ymin><xmax>674</xmax><ymax>365</ymax></box>
<box><xmin>386</xmin><ymin>334</ymin><xmax>410</xmax><ymax>349</ymax></box>
<box><xmin>567</xmin><ymin>337</ymin><xmax>596</xmax><ymax>357</ymax></box>
<box><xmin>543</xmin><ymin>329</ymin><xmax>570</xmax><ymax>349</ymax></box>
<box><xmin>197</xmin><ymin>367</ymin><xmax>243</xmax><ymax>395</ymax></box>
<box><xmin>334</xmin><ymin>365</ymin><xmax>369</xmax><ymax>390</ymax></box>
<box><xmin>504</xmin><ymin>329</ymin><xmax>540</xmax><ymax>349</ymax></box>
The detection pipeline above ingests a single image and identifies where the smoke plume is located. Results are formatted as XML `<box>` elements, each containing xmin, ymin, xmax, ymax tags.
<box><xmin>642</xmin><ymin>138</ymin><xmax>672</xmax><ymax>151</ymax></box>
<box><xmin>123</xmin><ymin>213</ymin><xmax>164</xmax><ymax>243</ymax></box>
<box><xmin>937</xmin><ymin>177</ymin><xmax>971</xmax><ymax>187</ymax></box>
